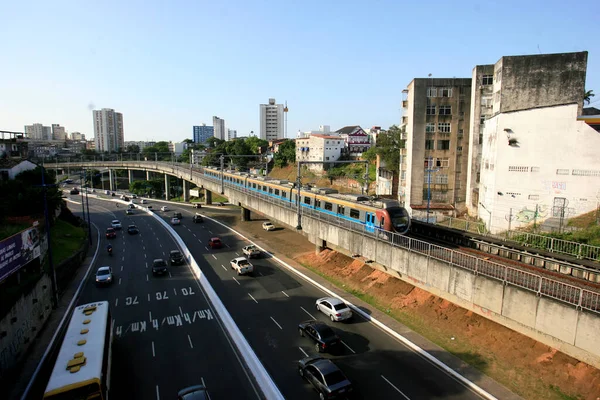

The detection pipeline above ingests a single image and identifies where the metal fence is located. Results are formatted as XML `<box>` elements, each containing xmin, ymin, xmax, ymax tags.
<box><xmin>50</xmin><ymin>160</ymin><xmax>600</xmax><ymax>314</ymax></box>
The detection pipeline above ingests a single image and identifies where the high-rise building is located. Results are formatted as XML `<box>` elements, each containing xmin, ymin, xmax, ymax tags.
<box><xmin>227</xmin><ymin>129</ymin><xmax>237</xmax><ymax>141</ymax></box>
<box><xmin>259</xmin><ymin>98</ymin><xmax>284</xmax><ymax>141</ymax></box>
<box><xmin>70</xmin><ymin>132</ymin><xmax>85</xmax><ymax>141</ymax></box>
<box><xmin>400</xmin><ymin>78</ymin><xmax>472</xmax><ymax>218</ymax></box>
<box><xmin>192</xmin><ymin>124</ymin><xmax>214</xmax><ymax>144</ymax></box>
<box><xmin>93</xmin><ymin>108</ymin><xmax>124</xmax><ymax>152</ymax></box>
<box><xmin>52</xmin><ymin>124</ymin><xmax>67</xmax><ymax>141</ymax></box>
<box><xmin>213</xmin><ymin>116</ymin><xmax>226</xmax><ymax>140</ymax></box>
<box><xmin>24</xmin><ymin>123</ymin><xmax>52</xmax><ymax>141</ymax></box>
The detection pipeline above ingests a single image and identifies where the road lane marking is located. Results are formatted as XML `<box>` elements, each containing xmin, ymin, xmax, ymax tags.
<box><xmin>120</xmin><ymin>265</ymin><xmax>123</xmax><ymax>271</ymax></box>
<box><xmin>179</xmin><ymin>306</ymin><xmax>183</xmax><ymax>316</ymax></box>
<box><xmin>163</xmin><ymin>251</ymin><xmax>165</xmax><ymax>256</ymax></box>
<box><xmin>156</xmin><ymin>385</ymin><xmax>160</xmax><ymax>400</ymax></box>
<box><xmin>148</xmin><ymin>293</ymin><xmax>150</xmax><ymax>301</ymax></box>
<box><xmin>145</xmin><ymin>262</ymin><xmax>148</xmax><ymax>269</ymax></box>
<box><xmin>298</xmin><ymin>347</ymin><xmax>309</xmax><ymax>357</ymax></box>
<box><xmin>193</xmin><ymin>233</ymin><xmax>196</xmax><ymax>237</ymax></box>
<box><xmin>212</xmin><ymin>255</ymin><xmax>217</xmax><ymax>260</ymax></box>
<box><xmin>258</xmin><ymin>272</ymin><xmax>263</xmax><ymax>276</ymax></box>
<box><xmin>122</xmin><ymin>256</ymin><xmax>125</xmax><ymax>261</ymax></box>
<box><xmin>381</xmin><ymin>375</ymin><xmax>411</xmax><ymax>399</ymax></box>
<box><xmin>248</xmin><ymin>293</ymin><xmax>258</xmax><ymax>303</ymax></box>
<box><xmin>144</xmin><ymin>254</ymin><xmax>147</xmax><ymax>258</ymax></box>
<box><xmin>232</xmin><ymin>277</ymin><xmax>240</xmax><ymax>285</ymax></box>
<box><xmin>188</xmin><ymin>334</ymin><xmax>194</xmax><ymax>349</ymax></box>
<box><xmin>173</xmin><ymin>288</ymin><xmax>177</xmax><ymax>296</ymax></box>
<box><xmin>115</xmin><ymin>298</ymin><xmax>118</xmax><ymax>307</ymax></box>
<box><xmin>149</xmin><ymin>311</ymin><xmax>152</xmax><ymax>321</ymax></box>
<box><xmin>204</xmin><ymin>246</ymin><xmax>209</xmax><ymax>251</ymax></box>
<box><xmin>341</xmin><ymin>340</ymin><xmax>356</xmax><ymax>354</ymax></box>
<box><xmin>118</xmin><ymin>278</ymin><xmax>122</xmax><ymax>285</ymax></box>
<box><xmin>270</xmin><ymin>317</ymin><xmax>283</xmax><ymax>330</ymax></box>
<box><xmin>221</xmin><ymin>264</ymin><xmax>227</xmax><ymax>271</ymax></box>
<box><xmin>300</xmin><ymin>306</ymin><xmax>317</xmax><ymax>320</ymax></box>
<box><xmin>187</xmin><ymin>227</ymin><xmax>191</xmax><ymax>232</ymax></box>
<box><xmin>225</xmin><ymin>244</ymin><xmax>230</xmax><ymax>248</ymax></box>
<box><xmin>281</xmin><ymin>291</ymin><xmax>289</xmax><ymax>298</ymax></box>
<box><xmin>168</xmin><ymin>271</ymin><xmax>172</xmax><ymax>278</ymax></box>
<box><xmin>146</xmin><ymin>274</ymin><xmax>149</xmax><ymax>281</ymax></box>
<box><xmin>198</xmin><ymin>239</ymin><xmax>202</xmax><ymax>244</ymax></box>
<box><xmin>152</xmin><ymin>342</ymin><xmax>156</xmax><ymax>357</ymax></box>
<box><xmin>235</xmin><ymin>252</ymin><xmax>240</xmax><ymax>256</ymax></box>
<box><xmin>208</xmin><ymin>230</ymin><xmax>213</xmax><ymax>234</ymax></box>
<box><xmin>143</xmin><ymin>246</ymin><xmax>145</xmax><ymax>250</ymax></box>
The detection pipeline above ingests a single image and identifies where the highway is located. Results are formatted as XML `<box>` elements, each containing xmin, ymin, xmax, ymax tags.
<box><xmin>68</xmin><ymin>195</ymin><xmax>260</xmax><ymax>399</ymax></box>
<box><xmin>62</xmin><ymin>191</ymin><xmax>510</xmax><ymax>399</ymax></box>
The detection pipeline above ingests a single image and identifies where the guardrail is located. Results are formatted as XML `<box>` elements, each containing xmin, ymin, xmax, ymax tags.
<box><xmin>202</xmin><ymin>174</ymin><xmax>600</xmax><ymax>314</ymax></box>
<box><xmin>141</xmin><ymin>202</ymin><xmax>284</xmax><ymax>400</ymax></box>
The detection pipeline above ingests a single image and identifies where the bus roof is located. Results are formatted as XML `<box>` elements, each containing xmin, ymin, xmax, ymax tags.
<box><xmin>44</xmin><ymin>301</ymin><xmax>110</xmax><ymax>397</ymax></box>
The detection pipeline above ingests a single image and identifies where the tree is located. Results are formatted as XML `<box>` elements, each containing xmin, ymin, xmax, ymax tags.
<box><xmin>584</xmin><ymin>89</ymin><xmax>595</xmax><ymax>105</ymax></box>
<box><xmin>273</xmin><ymin>140</ymin><xmax>295</xmax><ymax>168</ymax></box>
<box><xmin>205</xmin><ymin>137</ymin><xmax>225</xmax><ymax>149</ymax></box>
<box><xmin>125</xmin><ymin>144</ymin><xmax>140</xmax><ymax>154</ymax></box>
<box><xmin>183</xmin><ymin>139</ymin><xmax>194</xmax><ymax>144</ymax></box>
<box><xmin>245</xmin><ymin>136</ymin><xmax>268</xmax><ymax>154</ymax></box>
<box><xmin>369</xmin><ymin>125</ymin><xmax>404</xmax><ymax>173</ymax></box>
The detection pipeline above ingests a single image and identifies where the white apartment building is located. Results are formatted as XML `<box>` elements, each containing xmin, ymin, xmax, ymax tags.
<box><xmin>473</xmin><ymin>52</ymin><xmax>595</xmax><ymax>234</ymax></box>
<box><xmin>168</xmin><ymin>142</ymin><xmax>186</xmax><ymax>156</ymax></box>
<box><xmin>70</xmin><ymin>132</ymin><xmax>85</xmax><ymax>141</ymax></box>
<box><xmin>297</xmin><ymin>125</ymin><xmax>332</xmax><ymax>139</ymax></box>
<box><xmin>213</xmin><ymin>116</ymin><xmax>226</xmax><ymax>140</ymax></box>
<box><xmin>227</xmin><ymin>129</ymin><xmax>237</xmax><ymax>141</ymax></box>
<box><xmin>52</xmin><ymin>124</ymin><xmax>67</xmax><ymax>141</ymax></box>
<box><xmin>259</xmin><ymin>98</ymin><xmax>284</xmax><ymax>141</ymax></box>
<box><xmin>296</xmin><ymin>134</ymin><xmax>344</xmax><ymax>171</ymax></box>
<box><xmin>24</xmin><ymin>124</ymin><xmax>52</xmax><ymax>141</ymax></box>
<box><xmin>93</xmin><ymin>108</ymin><xmax>124</xmax><ymax>152</ymax></box>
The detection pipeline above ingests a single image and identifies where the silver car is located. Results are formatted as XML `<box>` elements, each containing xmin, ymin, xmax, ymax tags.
<box><xmin>111</xmin><ymin>220</ymin><xmax>122</xmax><ymax>230</ymax></box>
<box><xmin>95</xmin><ymin>266</ymin><xmax>113</xmax><ymax>286</ymax></box>
<box><xmin>316</xmin><ymin>297</ymin><xmax>353</xmax><ymax>322</ymax></box>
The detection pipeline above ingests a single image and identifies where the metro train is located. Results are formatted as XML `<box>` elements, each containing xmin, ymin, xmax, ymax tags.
<box><xmin>202</xmin><ymin>167</ymin><xmax>411</xmax><ymax>235</ymax></box>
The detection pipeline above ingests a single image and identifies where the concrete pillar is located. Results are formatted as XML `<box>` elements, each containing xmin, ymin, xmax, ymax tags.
<box><xmin>146</xmin><ymin>170</ymin><xmax>151</xmax><ymax>181</ymax></box>
<box><xmin>205</xmin><ymin>189</ymin><xmax>212</xmax><ymax>205</ymax></box>
<box><xmin>241</xmin><ymin>207</ymin><xmax>251</xmax><ymax>221</ymax></box>
<box><xmin>315</xmin><ymin>239</ymin><xmax>326</xmax><ymax>255</ymax></box>
<box><xmin>128</xmin><ymin>169</ymin><xmax>134</xmax><ymax>185</ymax></box>
<box><xmin>183</xmin><ymin>181</ymin><xmax>190</xmax><ymax>202</ymax></box>
<box><xmin>109</xmin><ymin>169</ymin><xmax>114</xmax><ymax>192</ymax></box>
<box><xmin>164</xmin><ymin>174</ymin><xmax>170</xmax><ymax>200</ymax></box>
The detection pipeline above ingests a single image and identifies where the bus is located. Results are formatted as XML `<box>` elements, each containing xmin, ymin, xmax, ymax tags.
<box><xmin>43</xmin><ymin>301</ymin><xmax>113</xmax><ymax>400</ymax></box>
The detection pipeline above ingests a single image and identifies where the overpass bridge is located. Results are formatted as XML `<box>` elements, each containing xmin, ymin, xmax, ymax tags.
<box><xmin>49</xmin><ymin>160</ymin><xmax>600</xmax><ymax>368</ymax></box>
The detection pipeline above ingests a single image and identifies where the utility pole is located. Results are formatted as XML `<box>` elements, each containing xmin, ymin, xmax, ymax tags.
<box><xmin>40</xmin><ymin>167</ymin><xmax>59</xmax><ymax>308</ymax></box>
<box><xmin>220</xmin><ymin>155</ymin><xmax>225</xmax><ymax>194</ymax></box>
<box><xmin>296</xmin><ymin>161</ymin><xmax>302</xmax><ymax>230</ymax></box>
<box><xmin>425</xmin><ymin>157</ymin><xmax>439</xmax><ymax>223</ymax></box>
<box><xmin>85</xmin><ymin>170</ymin><xmax>92</xmax><ymax>245</ymax></box>
<box><xmin>505</xmin><ymin>208</ymin><xmax>515</xmax><ymax>238</ymax></box>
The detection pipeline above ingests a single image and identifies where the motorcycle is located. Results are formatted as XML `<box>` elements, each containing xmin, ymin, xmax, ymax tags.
<box><xmin>107</xmin><ymin>247</ymin><xmax>113</xmax><ymax>256</ymax></box>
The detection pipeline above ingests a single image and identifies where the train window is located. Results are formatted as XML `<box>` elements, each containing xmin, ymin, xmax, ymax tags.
<box><xmin>274</xmin><ymin>189</ymin><xmax>280</xmax><ymax>196</ymax></box>
<box><xmin>269</xmin><ymin>188</ymin><xmax>273</xmax><ymax>194</ymax></box>
<box><xmin>324</xmin><ymin>202</ymin><xmax>333</xmax><ymax>211</ymax></box>
<box><xmin>263</xmin><ymin>186</ymin><xmax>267</xmax><ymax>192</ymax></box>
<box><xmin>282</xmin><ymin>192</ymin><xmax>287</xmax><ymax>198</ymax></box>
<box><xmin>338</xmin><ymin>205</ymin><xmax>345</xmax><ymax>215</ymax></box>
<box><xmin>350</xmin><ymin>209</ymin><xmax>360</xmax><ymax>219</ymax></box>
<box><xmin>316</xmin><ymin>200</ymin><xmax>321</xmax><ymax>208</ymax></box>
<box><xmin>304</xmin><ymin>197</ymin><xmax>311</xmax><ymax>205</ymax></box>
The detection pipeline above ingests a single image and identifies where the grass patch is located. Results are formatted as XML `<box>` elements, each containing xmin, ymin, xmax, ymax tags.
<box><xmin>0</xmin><ymin>222</ymin><xmax>32</xmax><ymax>240</ymax></box>
<box><xmin>50</xmin><ymin>219</ymin><xmax>86</xmax><ymax>266</ymax></box>
<box><xmin>549</xmin><ymin>385</ymin><xmax>582</xmax><ymax>400</ymax></box>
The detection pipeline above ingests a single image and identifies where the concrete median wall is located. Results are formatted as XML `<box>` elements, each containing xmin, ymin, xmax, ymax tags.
<box><xmin>54</xmin><ymin>161</ymin><xmax>600</xmax><ymax>368</ymax></box>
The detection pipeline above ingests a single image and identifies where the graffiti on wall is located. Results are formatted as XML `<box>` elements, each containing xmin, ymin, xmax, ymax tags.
<box><xmin>515</xmin><ymin>204</ymin><xmax>549</xmax><ymax>223</ymax></box>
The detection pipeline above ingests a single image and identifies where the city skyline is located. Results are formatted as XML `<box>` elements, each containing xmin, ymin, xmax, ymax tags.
<box><xmin>1</xmin><ymin>1</ymin><xmax>598</xmax><ymax>142</ymax></box>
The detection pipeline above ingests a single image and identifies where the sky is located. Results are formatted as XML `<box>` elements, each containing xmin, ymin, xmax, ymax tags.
<box><xmin>1</xmin><ymin>0</ymin><xmax>599</xmax><ymax>143</ymax></box>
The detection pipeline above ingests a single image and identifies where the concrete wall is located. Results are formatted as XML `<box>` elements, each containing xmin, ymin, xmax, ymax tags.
<box><xmin>0</xmin><ymin>274</ymin><xmax>53</xmax><ymax>375</ymax></box>
<box><xmin>52</xmin><ymin>161</ymin><xmax>600</xmax><ymax>368</ymax></box>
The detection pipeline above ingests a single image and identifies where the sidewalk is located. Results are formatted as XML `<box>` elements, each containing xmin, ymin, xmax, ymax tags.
<box><xmin>3</xmin><ymin>225</ymin><xmax>99</xmax><ymax>400</ymax></box>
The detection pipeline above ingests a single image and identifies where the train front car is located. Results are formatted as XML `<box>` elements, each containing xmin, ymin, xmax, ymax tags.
<box><xmin>377</xmin><ymin>200</ymin><xmax>411</xmax><ymax>234</ymax></box>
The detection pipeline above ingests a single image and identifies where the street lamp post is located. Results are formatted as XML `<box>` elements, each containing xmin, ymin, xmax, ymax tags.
<box><xmin>425</xmin><ymin>157</ymin><xmax>439</xmax><ymax>223</ymax></box>
<box><xmin>479</xmin><ymin>202</ymin><xmax>492</xmax><ymax>233</ymax></box>
<box><xmin>40</xmin><ymin>167</ymin><xmax>59</xmax><ymax>308</ymax></box>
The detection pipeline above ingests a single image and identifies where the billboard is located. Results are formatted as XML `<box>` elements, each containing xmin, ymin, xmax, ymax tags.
<box><xmin>0</xmin><ymin>227</ymin><xmax>41</xmax><ymax>283</ymax></box>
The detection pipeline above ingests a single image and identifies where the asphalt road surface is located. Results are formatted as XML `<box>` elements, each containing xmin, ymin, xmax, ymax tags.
<box><xmin>53</xmin><ymin>189</ymin><xmax>518</xmax><ymax>400</ymax></box>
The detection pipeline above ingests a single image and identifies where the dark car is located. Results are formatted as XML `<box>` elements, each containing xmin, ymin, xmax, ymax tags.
<box><xmin>298</xmin><ymin>356</ymin><xmax>353</xmax><ymax>399</ymax></box>
<box><xmin>208</xmin><ymin>237</ymin><xmax>222</xmax><ymax>249</ymax></box>
<box><xmin>194</xmin><ymin>203</ymin><xmax>202</xmax><ymax>209</ymax></box>
<box><xmin>105</xmin><ymin>228</ymin><xmax>117</xmax><ymax>239</ymax></box>
<box><xmin>152</xmin><ymin>258</ymin><xmax>168</xmax><ymax>276</ymax></box>
<box><xmin>170</xmin><ymin>250</ymin><xmax>185</xmax><ymax>266</ymax></box>
<box><xmin>127</xmin><ymin>225</ymin><xmax>139</xmax><ymax>235</ymax></box>
<box><xmin>177</xmin><ymin>384</ymin><xmax>210</xmax><ymax>400</ymax></box>
<box><xmin>298</xmin><ymin>320</ymin><xmax>340</xmax><ymax>353</ymax></box>
<box><xmin>193</xmin><ymin>214</ymin><xmax>203</xmax><ymax>223</ymax></box>
<box><xmin>173</xmin><ymin>212</ymin><xmax>183</xmax><ymax>219</ymax></box>
<box><xmin>70</xmin><ymin>189</ymin><xmax>79</xmax><ymax>195</ymax></box>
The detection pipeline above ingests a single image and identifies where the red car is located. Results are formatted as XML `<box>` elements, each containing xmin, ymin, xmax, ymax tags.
<box><xmin>105</xmin><ymin>228</ymin><xmax>117</xmax><ymax>239</ymax></box>
<box><xmin>208</xmin><ymin>237</ymin><xmax>222</xmax><ymax>249</ymax></box>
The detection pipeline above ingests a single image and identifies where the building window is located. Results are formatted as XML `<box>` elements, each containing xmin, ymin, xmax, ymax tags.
<box><xmin>508</xmin><ymin>166</ymin><xmax>529</xmax><ymax>172</ymax></box>
<box><xmin>436</xmin><ymin>158</ymin><xmax>449</xmax><ymax>168</ymax></box>
<box><xmin>480</xmin><ymin>117</ymin><xmax>485</xmax><ymax>125</ymax></box>
<box><xmin>425</xmin><ymin>140</ymin><xmax>434</xmax><ymax>150</ymax></box>
<box><xmin>426</xmin><ymin>123</ymin><xmax>436</xmax><ymax>133</ymax></box>
<box><xmin>437</xmin><ymin>140</ymin><xmax>450</xmax><ymax>150</ymax></box>
<box><xmin>426</xmin><ymin>105</ymin><xmax>436</xmax><ymax>115</ymax></box>
<box><xmin>438</xmin><ymin>123</ymin><xmax>451</xmax><ymax>133</ymax></box>
<box><xmin>425</xmin><ymin>158</ymin><xmax>434</xmax><ymax>168</ymax></box>
<box><xmin>482</xmin><ymin>75</ymin><xmax>493</xmax><ymax>85</ymax></box>
<box><xmin>440</xmin><ymin>88</ymin><xmax>452</xmax><ymax>97</ymax></box>
<box><xmin>326</xmin><ymin>157</ymin><xmax>330</xmax><ymax>160</ymax></box>
<box><xmin>427</xmin><ymin>87</ymin><xmax>437</xmax><ymax>97</ymax></box>
<box><xmin>528</xmin><ymin>195</ymin><xmax>539</xmax><ymax>200</ymax></box>
<box><xmin>439</xmin><ymin>106</ymin><xmax>451</xmax><ymax>115</ymax></box>
<box><xmin>435</xmin><ymin>174</ymin><xmax>448</xmax><ymax>184</ymax></box>
<box><xmin>556</xmin><ymin>169</ymin><xmax>570</xmax><ymax>175</ymax></box>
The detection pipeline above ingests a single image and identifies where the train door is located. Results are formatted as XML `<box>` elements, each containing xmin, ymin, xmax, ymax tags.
<box><xmin>365</xmin><ymin>212</ymin><xmax>375</xmax><ymax>233</ymax></box>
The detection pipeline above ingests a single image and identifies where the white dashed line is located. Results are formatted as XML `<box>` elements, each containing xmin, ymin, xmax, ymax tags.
<box><xmin>179</xmin><ymin>306</ymin><xmax>184</xmax><ymax>316</ymax></box>
<box><xmin>221</xmin><ymin>264</ymin><xmax>227</xmax><ymax>271</ymax></box>
<box><xmin>144</xmin><ymin>254</ymin><xmax>147</xmax><ymax>258</ymax></box>
<box><xmin>235</xmin><ymin>252</ymin><xmax>240</xmax><ymax>257</ymax></box>
<box><xmin>341</xmin><ymin>340</ymin><xmax>356</xmax><ymax>354</ymax></box>
<box><xmin>205</xmin><ymin>246</ymin><xmax>209</xmax><ymax>251</ymax></box>
<box><xmin>381</xmin><ymin>375</ymin><xmax>411</xmax><ymax>399</ymax></box>
<box><xmin>118</xmin><ymin>278</ymin><xmax>122</xmax><ymax>285</ymax></box>
<box><xmin>151</xmin><ymin>342</ymin><xmax>156</xmax><ymax>357</ymax></box>
<box><xmin>248</xmin><ymin>293</ymin><xmax>258</xmax><ymax>303</ymax></box>
<box><xmin>193</xmin><ymin>233</ymin><xmax>196</xmax><ymax>237</ymax></box>
<box><xmin>146</xmin><ymin>274</ymin><xmax>149</xmax><ymax>282</ymax></box>
<box><xmin>173</xmin><ymin>288</ymin><xmax>177</xmax><ymax>296</ymax></box>
<box><xmin>168</xmin><ymin>271</ymin><xmax>172</xmax><ymax>278</ymax></box>
<box><xmin>115</xmin><ymin>298</ymin><xmax>118</xmax><ymax>307</ymax></box>
<box><xmin>188</xmin><ymin>334</ymin><xmax>194</xmax><ymax>349</ymax></box>
<box><xmin>281</xmin><ymin>291</ymin><xmax>289</xmax><ymax>298</ymax></box>
<box><xmin>145</xmin><ymin>262</ymin><xmax>148</xmax><ymax>269</ymax></box>
<box><xmin>148</xmin><ymin>293</ymin><xmax>150</xmax><ymax>301</ymax></box>
<box><xmin>300</xmin><ymin>306</ymin><xmax>317</xmax><ymax>320</ymax></box>
<box><xmin>149</xmin><ymin>311</ymin><xmax>152</xmax><ymax>321</ymax></box>
<box><xmin>270</xmin><ymin>317</ymin><xmax>283</xmax><ymax>330</ymax></box>
<box><xmin>156</xmin><ymin>385</ymin><xmax>160</xmax><ymax>400</ymax></box>
<box><xmin>258</xmin><ymin>272</ymin><xmax>263</xmax><ymax>276</ymax></box>
<box><xmin>121</xmin><ymin>256</ymin><xmax>125</xmax><ymax>261</ymax></box>
<box><xmin>298</xmin><ymin>347</ymin><xmax>309</xmax><ymax>357</ymax></box>
<box><xmin>212</xmin><ymin>254</ymin><xmax>217</xmax><ymax>260</ymax></box>
<box><xmin>208</xmin><ymin>230</ymin><xmax>213</xmax><ymax>234</ymax></box>
<box><xmin>225</xmin><ymin>244</ymin><xmax>230</xmax><ymax>248</ymax></box>
<box><xmin>120</xmin><ymin>265</ymin><xmax>123</xmax><ymax>271</ymax></box>
<box><xmin>232</xmin><ymin>277</ymin><xmax>240</xmax><ymax>285</ymax></box>
<box><xmin>163</xmin><ymin>251</ymin><xmax>165</xmax><ymax>256</ymax></box>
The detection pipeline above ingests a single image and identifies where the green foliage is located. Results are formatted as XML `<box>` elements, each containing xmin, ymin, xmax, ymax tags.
<box><xmin>371</xmin><ymin>125</ymin><xmax>404</xmax><ymax>172</ymax></box>
<box><xmin>326</xmin><ymin>163</ymin><xmax>369</xmax><ymax>185</ymax></box>
<box><xmin>0</xmin><ymin>166</ymin><xmax>62</xmax><ymax>220</ymax></box>
<box><xmin>129</xmin><ymin>179</ymin><xmax>164</xmax><ymax>198</ymax></box>
<box><xmin>142</xmin><ymin>141</ymin><xmax>171</xmax><ymax>160</ymax></box>
<box><xmin>183</xmin><ymin>139</ymin><xmax>194</xmax><ymax>144</ymax></box>
<box><xmin>82</xmin><ymin>149</ymin><xmax>98</xmax><ymax>156</ymax></box>
<box><xmin>83</xmin><ymin>169</ymin><xmax>102</xmax><ymax>187</ymax></box>
<box><xmin>361</xmin><ymin>146</ymin><xmax>377</xmax><ymax>162</ymax></box>
<box><xmin>205</xmin><ymin>137</ymin><xmax>225</xmax><ymax>149</ymax></box>
<box><xmin>245</xmin><ymin>136</ymin><xmax>268</xmax><ymax>154</ymax></box>
<box><xmin>125</xmin><ymin>144</ymin><xmax>140</xmax><ymax>153</ymax></box>
<box><xmin>273</xmin><ymin>140</ymin><xmax>295</xmax><ymax>168</ymax></box>
<box><xmin>584</xmin><ymin>89</ymin><xmax>595</xmax><ymax>105</ymax></box>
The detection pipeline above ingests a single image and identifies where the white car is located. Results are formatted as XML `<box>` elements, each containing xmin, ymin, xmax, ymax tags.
<box><xmin>111</xmin><ymin>220</ymin><xmax>122</xmax><ymax>230</ymax></box>
<box><xmin>141</xmin><ymin>199</ymin><xmax>147</xmax><ymax>204</ymax></box>
<box><xmin>95</xmin><ymin>266</ymin><xmax>113</xmax><ymax>286</ymax></box>
<box><xmin>230</xmin><ymin>257</ymin><xmax>254</xmax><ymax>275</ymax></box>
<box><xmin>161</xmin><ymin>206</ymin><xmax>169</xmax><ymax>211</ymax></box>
<box><xmin>171</xmin><ymin>217</ymin><xmax>180</xmax><ymax>225</ymax></box>
<box><xmin>262</xmin><ymin>222</ymin><xmax>275</xmax><ymax>231</ymax></box>
<box><xmin>315</xmin><ymin>297</ymin><xmax>353</xmax><ymax>322</ymax></box>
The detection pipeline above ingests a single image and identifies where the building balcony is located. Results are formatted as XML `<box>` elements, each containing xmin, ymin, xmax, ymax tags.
<box><xmin>402</xmin><ymin>100</ymin><xmax>408</xmax><ymax>108</ymax></box>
